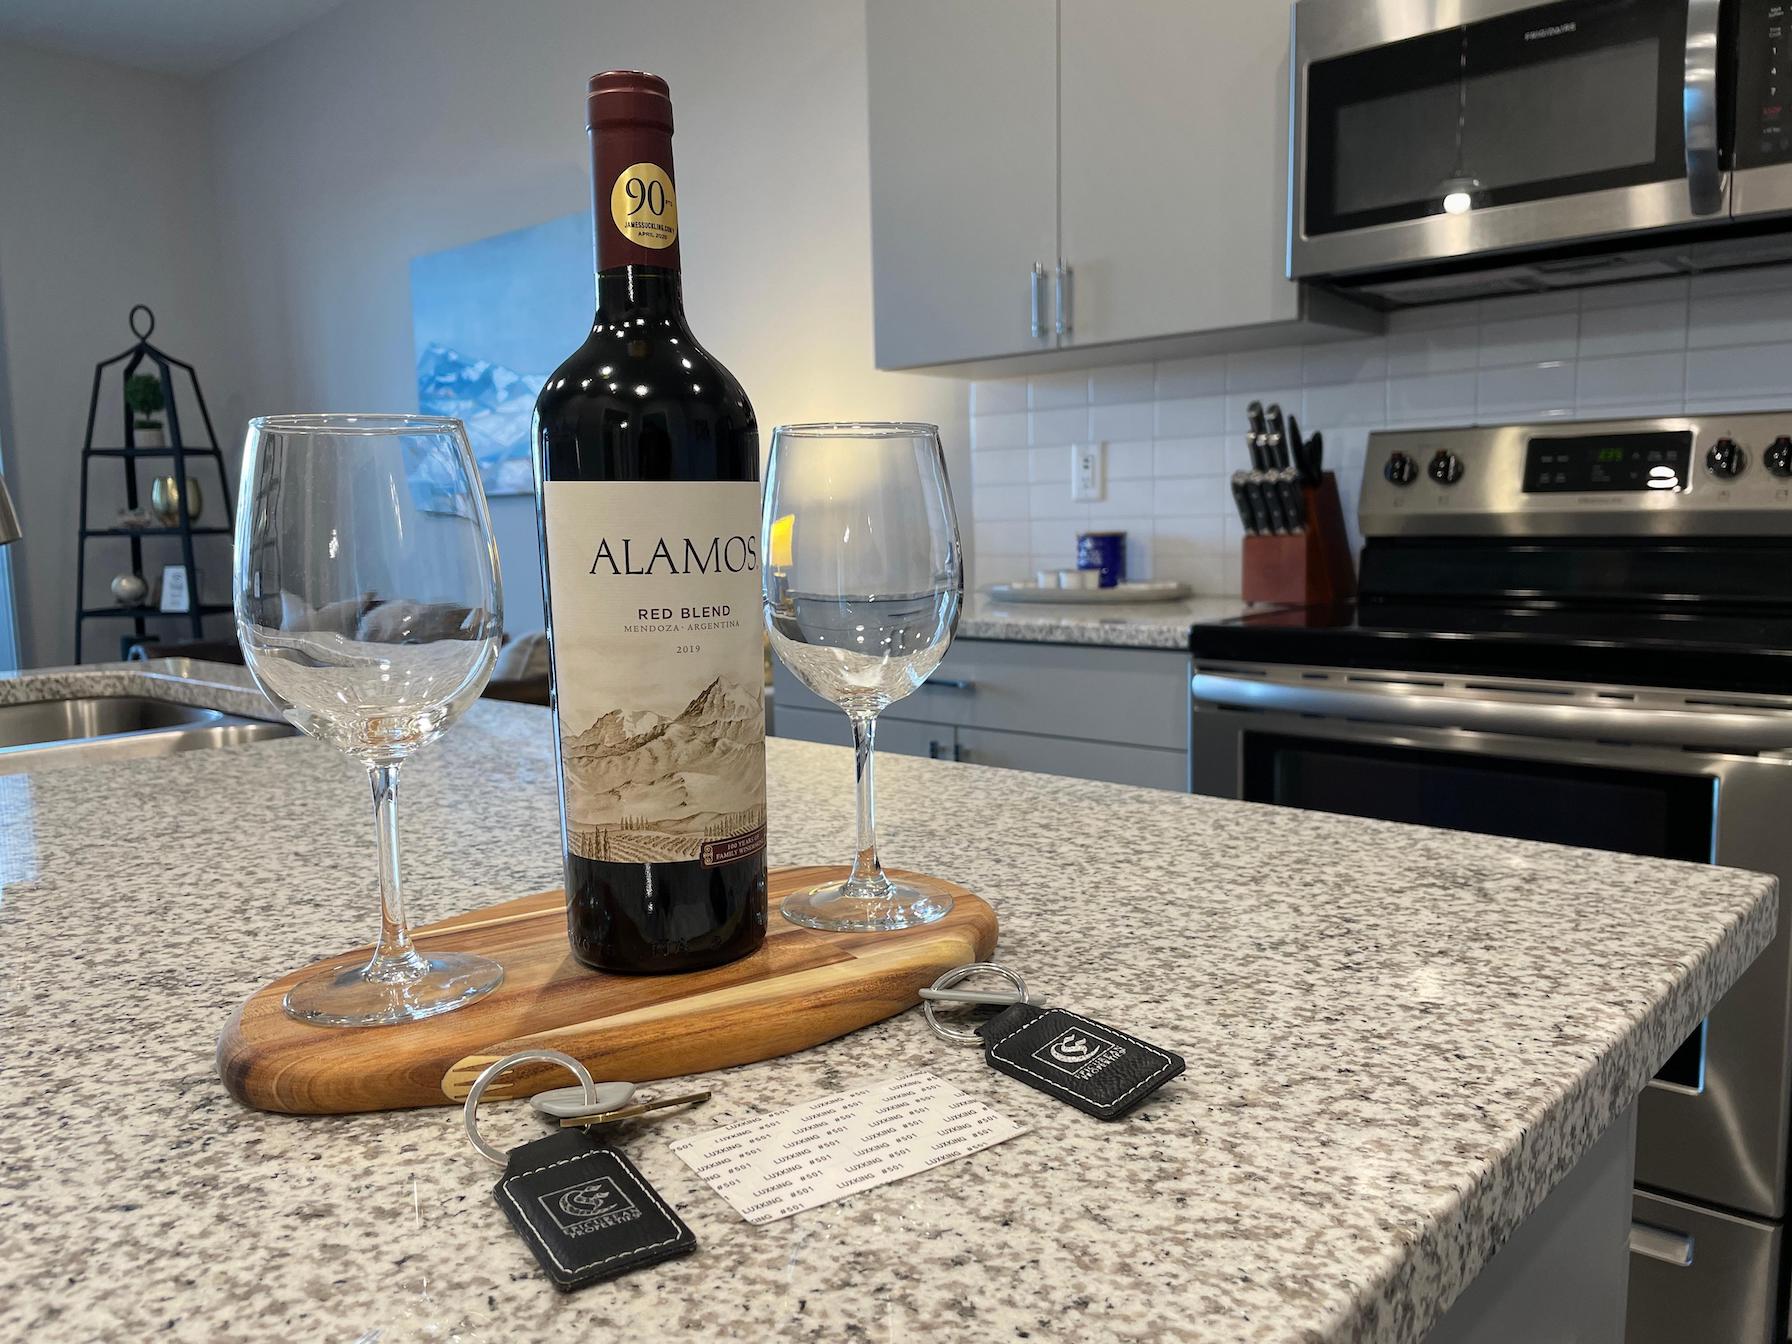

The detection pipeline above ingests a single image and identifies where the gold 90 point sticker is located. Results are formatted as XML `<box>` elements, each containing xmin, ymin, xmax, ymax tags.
<box><xmin>610</xmin><ymin>163</ymin><xmax>678</xmax><ymax>249</ymax></box>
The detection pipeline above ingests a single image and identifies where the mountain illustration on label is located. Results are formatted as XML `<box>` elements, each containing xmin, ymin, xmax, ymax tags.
<box><xmin>561</xmin><ymin>674</ymin><xmax>767</xmax><ymax>865</ymax></box>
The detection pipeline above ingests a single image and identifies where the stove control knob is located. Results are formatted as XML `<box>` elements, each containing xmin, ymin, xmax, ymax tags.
<box><xmin>1427</xmin><ymin>450</ymin><xmax>1465</xmax><ymax>485</ymax></box>
<box><xmin>1766</xmin><ymin>436</ymin><xmax>1792</xmax><ymax>478</ymax></box>
<box><xmin>1384</xmin><ymin>451</ymin><xmax>1418</xmax><ymax>486</ymax></box>
<box><xmin>1706</xmin><ymin>438</ymin><xmax>1748</xmax><ymax>479</ymax></box>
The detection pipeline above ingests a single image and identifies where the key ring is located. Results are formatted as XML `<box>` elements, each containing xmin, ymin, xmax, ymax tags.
<box><xmin>463</xmin><ymin>1048</ymin><xmax>597</xmax><ymax>1165</ymax></box>
<box><xmin>921</xmin><ymin>962</ymin><xmax>1033</xmax><ymax>1045</ymax></box>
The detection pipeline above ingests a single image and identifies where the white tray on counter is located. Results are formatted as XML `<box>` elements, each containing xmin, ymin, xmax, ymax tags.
<box><xmin>983</xmin><ymin>580</ymin><xmax>1192</xmax><ymax>605</ymax></box>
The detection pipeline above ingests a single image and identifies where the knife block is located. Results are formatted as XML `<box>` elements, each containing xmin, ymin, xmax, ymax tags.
<box><xmin>1241</xmin><ymin>472</ymin><xmax>1357</xmax><ymax>606</ymax></box>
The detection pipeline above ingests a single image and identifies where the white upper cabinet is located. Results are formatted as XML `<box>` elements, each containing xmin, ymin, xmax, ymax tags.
<box><xmin>866</xmin><ymin>0</ymin><xmax>1060</xmax><ymax>368</ymax></box>
<box><xmin>1058</xmin><ymin>0</ymin><xmax>1299</xmax><ymax>345</ymax></box>
<box><xmin>866</xmin><ymin>0</ymin><xmax>1373</xmax><ymax>372</ymax></box>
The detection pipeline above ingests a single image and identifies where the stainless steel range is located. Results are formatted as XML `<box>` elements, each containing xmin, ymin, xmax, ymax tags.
<box><xmin>1191</xmin><ymin>411</ymin><xmax>1792</xmax><ymax>1343</ymax></box>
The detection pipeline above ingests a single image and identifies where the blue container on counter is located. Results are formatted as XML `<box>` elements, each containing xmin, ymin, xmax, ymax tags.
<box><xmin>1076</xmin><ymin>531</ymin><xmax>1126</xmax><ymax>588</ymax></box>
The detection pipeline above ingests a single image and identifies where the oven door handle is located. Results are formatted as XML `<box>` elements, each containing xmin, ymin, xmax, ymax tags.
<box><xmin>1191</xmin><ymin>673</ymin><xmax>1792</xmax><ymax>751</ymax></box>
<box><xmin>1684</xmin><ymin>0</ymin><xmax>1724</xmax><ymax>216</ymax></box>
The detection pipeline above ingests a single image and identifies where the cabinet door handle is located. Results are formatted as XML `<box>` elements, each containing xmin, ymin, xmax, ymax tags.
<box><xmin>1629</xmin><ymin>1222</ymin><xmax>1695</xmax><ymax>1267</ymax></box>
<box><xmin>1029</xmin><ymin>263</ymin><xmax>1046</xmax><ymax>339</ymax></box>
<box><xmin>928</xmin><ymin>677</ymin><xmax>974</xmax><ymax>691</ymax></box>
<box><xmin>1054</xmin><ymin>260</ymin><xmax>1073</xmax><ymax>337</ymax></box>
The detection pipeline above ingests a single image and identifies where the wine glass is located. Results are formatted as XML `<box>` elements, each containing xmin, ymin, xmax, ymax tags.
<box><xmin>762</xmin><ymin>423</ymin><xmax>963</xmax><ymax>931</ymax></box>
<box><xmin>233</xmin><ymin>414</ymin><xmax>506</xmax><ymax>1026</ymax></box>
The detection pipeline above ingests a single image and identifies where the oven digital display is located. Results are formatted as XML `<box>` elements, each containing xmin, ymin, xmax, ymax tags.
<box><xmin>1522</xmin><ymin>432</ymin><xmax>1692</xmax><ymax>492</ymax></box>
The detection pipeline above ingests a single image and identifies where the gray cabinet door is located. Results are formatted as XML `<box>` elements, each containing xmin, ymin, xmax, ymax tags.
<box><xmin>774</xmin><ymin>704</ymin><xmax>958</xmax><ymax>762</ymax></box>
<box><xmin>867</xmin><ymin>0</ymin><xmax>1059</xmax><ymax>367</ymax></box>
<box><xmin>1058</xmin><ymin>0</ymin><xmax>1300</xmax><ymax>345</ymax></box>
<box><xmin>956</xmin><ymin>726</ymin><xmax>1188</xmax><ymax>790</ymax></box>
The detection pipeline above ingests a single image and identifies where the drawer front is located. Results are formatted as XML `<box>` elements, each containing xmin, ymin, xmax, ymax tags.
<box><xmin>773</xmin><ymin>704</ymin><xmax>957</xmax><ymax>761</ymax></box>
<box><xmin>956</xmin><ymin>726</ymin><xmax>1188</xmax><ymax>790</ymax></box>
<box><xmin>770</xmin><ymin>703</ymin><xmax>847</xmax><ymax>747</ymax></box>
<box><xmin>919</xmin><ymin>641</ymin><xmax>1189</xmax><ymax>749</ymax></box>
<box><xmin>1626</xmin><ymin>1191</ymin><xmax>1781</xmax><ymax>1344</ymax></box>
<box><xmin>773</xmin><ymin>640</ymin><xmax>1191</xmax><ymax>751</ymax></box>
<box><xmin>771</xmin><ymin>663</ymin><xmax>836</xmax><ymax>719</ymax></box>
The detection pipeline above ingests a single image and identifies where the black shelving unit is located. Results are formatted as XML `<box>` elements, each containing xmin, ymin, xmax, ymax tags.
<box><xmin>75</xmin><ymin>306</ymin><xmax>235</xmax><ymax>662</ymax></box>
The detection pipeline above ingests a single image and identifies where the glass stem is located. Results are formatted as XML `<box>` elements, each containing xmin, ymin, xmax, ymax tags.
<box><xmin>847</xmin><ymin>711</ymin><xmax>892</xmax><ymax>898</ymax></box>
<box><xmin>365</xmin><ymin>763</ymin><xmax>427</xmax><ymax>984</ymax></box>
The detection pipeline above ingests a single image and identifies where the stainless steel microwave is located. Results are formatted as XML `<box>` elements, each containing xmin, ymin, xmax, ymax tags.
<box><xmin>1290</xmin><ymin>0</ymin><xmax>1792</xmax><ymax>303</ymax></box>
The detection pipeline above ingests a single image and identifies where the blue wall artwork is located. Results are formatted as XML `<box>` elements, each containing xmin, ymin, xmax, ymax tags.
<box><xmin>410</xmin><ymin>211</ymin><xmax>593</xmax><ymax>496</ymax></box>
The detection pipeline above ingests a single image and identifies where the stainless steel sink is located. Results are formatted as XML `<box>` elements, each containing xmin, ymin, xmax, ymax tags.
<box><xmin>0</xmin><ymin>695</ymin><xmax>295</xmax><ymax>774</ymax></box>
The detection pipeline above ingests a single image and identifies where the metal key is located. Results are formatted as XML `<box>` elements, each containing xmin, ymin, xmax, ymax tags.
<box><xmin>530</xmin><ymin>1080</ymin><xmax>639</xmax><ymax>1119</ymax></box>
<box><xmin>555</xmin><ymin>1091</ymin><xmax>712</xmax><ymax>1130</ymax></box>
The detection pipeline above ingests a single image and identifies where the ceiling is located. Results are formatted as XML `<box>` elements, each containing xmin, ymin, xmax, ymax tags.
<box><xmin>0</xmin><ymin>0</ymin><xmax>352</xmax><ymax>76</ymax></box>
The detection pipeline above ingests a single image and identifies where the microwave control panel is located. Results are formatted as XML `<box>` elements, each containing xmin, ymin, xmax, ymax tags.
<box><xmin>1736</xmin><ymin>0</ymin><xmax>1790</xmax><ymax>167</ymax></box>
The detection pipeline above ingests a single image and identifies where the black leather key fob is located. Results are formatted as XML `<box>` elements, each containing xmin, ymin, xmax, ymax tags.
<box><xmin>494</xmin><ymin>1130</ymin><xmax>697</xmax><ymax>1290</ymax></box>
<box><xmin>978</xmin><ymin>1003</ymin><xmax>1184</xmax><ymax>1121</ymax></box>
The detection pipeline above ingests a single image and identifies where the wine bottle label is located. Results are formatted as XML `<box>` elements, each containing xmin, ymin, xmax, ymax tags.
<box><xmin>543</xmin><ymin>480</ymin><xmax>767</xmax><ymax>868</ymax></box>
<box><xmin>609</xmin><ymin>163</ymin><xmax>678</xmax><ymax>251</ymax></box>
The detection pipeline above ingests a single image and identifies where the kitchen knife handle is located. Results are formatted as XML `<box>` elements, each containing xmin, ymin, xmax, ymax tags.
<box><xmin>1029</xmin><ymin>263</ymin><xmax>1046</xmax><ymax>339</ymax></box>
<box><xmin>1230</xmin><ymin>472</ymin><xmax>1256</xmax><ymax>534</ymax></box>
<box><xmin>1246</xmin><ymin>479</ymin><xmax>1270</xmax><ymax>535</ymax></box>
<box><xmin>1264</xmin><ymin>404</ymin><xmax>1289</xmax><ymax>470</ymax></box>
<box><xmin>1259</xmin><ymin>474</ymin><xmax>1287</xmax><ymax>534</ymax></box>
<box><xmin>1054</xmin><ymin>260</ymin><xmax>1073</xmax><ymax>337</ymax></box>
<box><xmin>1283</xmin><ymin>471</ymin><xmax>1307</xmax><ymax>532</ymax></box>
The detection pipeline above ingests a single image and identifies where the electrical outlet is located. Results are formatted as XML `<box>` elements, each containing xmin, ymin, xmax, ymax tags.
<box><xmin>1071</xmin><ymin>442</ymin><xmax>1104</xmax><ymax>502</ymax></box>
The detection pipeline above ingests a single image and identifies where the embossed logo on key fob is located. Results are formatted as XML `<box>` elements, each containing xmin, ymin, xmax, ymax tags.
<box><xmin>978</xmin><ymin>1003</ymin><xmax>1184</xmax><ymax>1121</ymax></box>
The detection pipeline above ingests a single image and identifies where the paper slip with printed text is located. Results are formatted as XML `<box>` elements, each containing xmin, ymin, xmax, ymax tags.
<box><xmin>669</xmin><ymin>1072</ymin><xmax>1027</xmax><ymax>1224</ymax></box>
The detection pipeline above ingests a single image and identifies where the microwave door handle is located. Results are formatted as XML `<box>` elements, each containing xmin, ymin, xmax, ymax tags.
<box><xmin>1684</xmin><ymin>0</ymin><xmax>1724</xmax><ymax>216</ymax></box>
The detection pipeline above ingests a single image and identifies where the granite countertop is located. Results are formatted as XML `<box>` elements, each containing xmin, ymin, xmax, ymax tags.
<box><xmin>957</xmin><ymin>590</ymin><xmax>1251</xmax><ymax>650</ymax></box>
<box><xmin>0</xmin><ymin>664</ymin><xmax>1775</xmax><ymax>1343</ymax></box>
<box><xmin>0</xmin><ymin>656</ymin><xmax>270</xmax><ymax>715</ymax></box>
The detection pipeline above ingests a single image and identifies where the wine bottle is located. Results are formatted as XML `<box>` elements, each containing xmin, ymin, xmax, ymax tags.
<box><xmin>533</xmin><ymin>70</ymin><xmax>768</xmax><ymax>974</ymax></box>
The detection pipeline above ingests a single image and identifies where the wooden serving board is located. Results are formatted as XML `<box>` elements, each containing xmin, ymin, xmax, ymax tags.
<box><xmin>217</xmin><ymin>867</ymin><xmax>995</xmax><ymax>1115</ymax></box>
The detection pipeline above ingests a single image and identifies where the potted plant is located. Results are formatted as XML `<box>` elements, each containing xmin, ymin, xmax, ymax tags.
<box><xmin>125</xmin><ymin>374</ymin><xmax>166</xmax><ymax>447</ymax></box>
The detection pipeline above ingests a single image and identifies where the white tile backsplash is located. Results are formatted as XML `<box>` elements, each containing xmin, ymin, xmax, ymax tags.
<box><xmin>969</xmin><ymin>267</ymin><xmax>1792</xmax><ymax>591</ymax></box>
<box><xmin>1089</xmin><ymin>400</ymin><xmax>1156</xmax><ymax>441</ymax></box>
<box><xmin>1090</xmin><ymin>362</ymin><xmax>1157</xmax><ymax>405</ymax></box>
<box><xmin>1028</xmin><ymin>406</ymin><xmax>1086</xmax><ymax>447</ymax></box>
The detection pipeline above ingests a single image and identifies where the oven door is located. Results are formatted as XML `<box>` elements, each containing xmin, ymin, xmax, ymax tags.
<box><xmin>1290</xmin><ymin>0</ymin><xmax>1726</xmax><ymax>280</ymax></box>
<box><xmin>1191</xmin><ymin>674</ymin><xmax>1792</xmax><ymax>1220</ymax></box>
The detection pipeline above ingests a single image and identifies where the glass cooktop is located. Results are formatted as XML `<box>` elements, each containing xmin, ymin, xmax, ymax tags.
<box><xmin>1191</xmin><ymin>600</ymin><xmax>1792</xmax><ymax>695</ymax></box>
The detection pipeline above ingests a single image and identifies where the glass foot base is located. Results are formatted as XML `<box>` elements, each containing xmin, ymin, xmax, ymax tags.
<box><xmin>282</xmin><ymin>951</ymin><xmax>504</xmax><ymax>1027</ymax></box>
<box><xmin>781</xmin><ymin>880</ymin><xmax>953</xmax><ymax>933</ymax></box>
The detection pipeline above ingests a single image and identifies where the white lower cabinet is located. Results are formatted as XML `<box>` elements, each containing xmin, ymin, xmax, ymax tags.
<box><xmin>771</xmin><ymin>639</ymin><xmax>1190</xmax><ymax>791</ymax></box>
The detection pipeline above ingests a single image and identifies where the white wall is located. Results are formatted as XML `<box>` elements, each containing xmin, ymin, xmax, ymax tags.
<box><xmin>970</xmin><ymin>271</ymin><xmax>1792</xmax><ymax>593</ymax></box>
<box><xmin>0</xmin><ymin>41</ymin><xmax>247</xmax><ymax>668</ymax></box>
<box><xmin>203</xmin><ymin>0</ymin><xmax>968</xmax><ymax>637</ymax></box>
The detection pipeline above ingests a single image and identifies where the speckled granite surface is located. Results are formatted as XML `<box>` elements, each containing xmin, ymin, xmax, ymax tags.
<box><xmin>958</xmin><ymin>591</ymin><xmax>1250</xmax><ymax>649</ymax></box>
<box><xmin>0</xmin><ymin>665</ymin><xmax>1775</xmax><ymax>1343</ymax></box>
<box><xmin>0</xmin><ymin>657</ymin><xmax>272</xmax><ymax>718</ymax></box>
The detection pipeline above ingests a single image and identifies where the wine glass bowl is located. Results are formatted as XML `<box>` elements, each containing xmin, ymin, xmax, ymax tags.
<box><xmin>234</xmin><ymin>413</ymin><xmax>506</xmax><ymax>1026</ymax></box>
<box><xmin>762</xmin><ymin>422</ymin><xmax>962</xmax><ymax>932</ymax></box>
